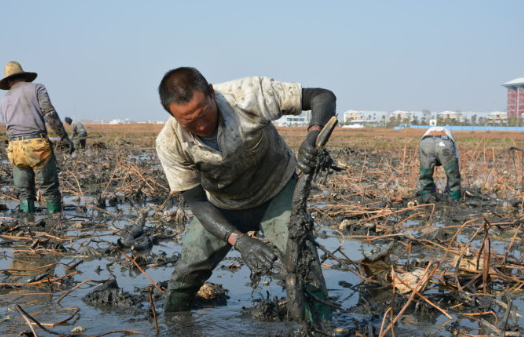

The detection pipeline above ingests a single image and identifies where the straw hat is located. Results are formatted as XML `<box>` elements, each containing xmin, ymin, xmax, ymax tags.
<box><xmin>0</xmin><ymin>61</ymin><xmax>38</xmax><ymax>90</ymax></box>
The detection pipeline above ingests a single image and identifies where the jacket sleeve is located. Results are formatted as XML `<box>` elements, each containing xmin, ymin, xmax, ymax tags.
<box><xmin>37</xmin><ymin>84</ymin><xmax>68</xmax><ymax>139</ymax></box>
<box><xmin>182</xmin><ymin>185</ymin><xmax>237</xmax><ymax>243</ymax></box>
<box><xmin>302</xmin><ymin>87</ymin><xmax>337</xmax><ymax>129</ymax></box>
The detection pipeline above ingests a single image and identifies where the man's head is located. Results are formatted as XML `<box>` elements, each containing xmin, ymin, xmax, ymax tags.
<box><xmin>0</xmin><ymin>61</ymin><xmax>37</xmax><ymax>90</ymax></box>
<box><xmin>158</xmin><ymin>67</ymin><xmax>218</xmax><ymax>137</ymax></box>
<box><xmin>64</xmin><ymin>117</ymin><xmax>72</xmax><ymax>125</ymax></box>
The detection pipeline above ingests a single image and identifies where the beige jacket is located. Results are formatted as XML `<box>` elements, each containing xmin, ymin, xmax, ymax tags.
<box><xmin>156</xmin><ymin>77</ymin><xmax>302</xmax><ymax>210</ymax></box>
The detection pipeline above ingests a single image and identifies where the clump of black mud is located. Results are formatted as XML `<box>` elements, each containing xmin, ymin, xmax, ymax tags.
<box><xmin>242</xmin><ymin>296</ymin><xmax>288</xmax><ymax>322</ymax></box>
<box><xmin>83</xmin><ymin>277</ymin><xmax>142</xmax><ymax>309</ymax></box>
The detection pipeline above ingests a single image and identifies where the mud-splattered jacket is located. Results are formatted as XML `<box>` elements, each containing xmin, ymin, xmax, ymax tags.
<box><xmin>71</xmin><ymin>120</ymin><xmax>88</xmax><ymax>138</ymax></box>
<box><xmin>0</xmin><ymin>82</ymin><xmax>68</xmax><ymax>139</ymax></box>
<box><xmin>156</xmin><ymin>77</ymin><xmax>302</xmax><ymax>210</ymax></box>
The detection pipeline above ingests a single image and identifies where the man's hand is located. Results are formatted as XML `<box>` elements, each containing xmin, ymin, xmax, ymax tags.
<box><xmin>234</xmin><ymin>234</ymin><xmax>277</xmax><ymax>276</ymax></box>
<box><xmin>62</xmin><ymin>137</ymin><xmax>75</xmax><ymax>154</ymax></box>
<box><xmin>297</xmin><ymin>130</ymin><xmax>320</xmax><ymax>174</ymax></box>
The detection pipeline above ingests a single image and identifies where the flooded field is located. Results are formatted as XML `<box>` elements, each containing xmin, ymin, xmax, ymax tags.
<box><xmin>2</xmin><ymin>126</ymin><xmax>524</xmax><ymax>336</ymax></box>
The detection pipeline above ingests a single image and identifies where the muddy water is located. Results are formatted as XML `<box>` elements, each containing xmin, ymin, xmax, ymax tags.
<box><xmin>0</xmin><ymin>199</ymin><xmax>515</xmax><ymax>337</ymax></box>
<box><xmin>2</xmin><ymin>146</ymin><xmax>524</xmax><ymax>336</ymax></box>
<box><xmin>2</xmin><ymin>200</ymin><xmax>524</xmax><ymax>336</ymax></box>
<box><xmin>0</xmin><ymin>200</ymin><xmax>360</xmax><ymax>337</ymax></box>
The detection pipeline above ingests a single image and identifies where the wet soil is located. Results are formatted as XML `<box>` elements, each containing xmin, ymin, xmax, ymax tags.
<box><xmin>1</xmin><ymin>138</ymin><xmax>524</xmax><ymax>336</ymax></box>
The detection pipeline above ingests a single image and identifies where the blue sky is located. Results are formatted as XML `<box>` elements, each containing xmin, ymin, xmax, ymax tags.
<box><xmin>1</xmin><ymin>1</ymin><xmax>522</xmax><ymax>121</ymax></box>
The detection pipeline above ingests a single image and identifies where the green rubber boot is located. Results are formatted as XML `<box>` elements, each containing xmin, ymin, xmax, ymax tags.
<box><xmin>164</xmin><ymin>289</ymin><xmax>196</xmax><ymax>313</ymax></box>
<box><xmin>304</xmin><ymin>288</ymin><xmax>332</xmax><ymax>326</ymax></box>
<box><xmin>46</xmin><ymin>200</ymin><xmax>62</xmax><ymax>214</ymax></box>
<box><xmin>20</xmin><ymin>200</ymin><xmax>35</xmax><ymax>213</ymax></box>
<box><xmin>419</xmin><ymin>167</ymin><xmax>436</xmax><ymax>198</ymax></box>
<box><xmin>450</xmin><ymin>190</ymin><xmax>462</xmax><ymax>201</ymax></box>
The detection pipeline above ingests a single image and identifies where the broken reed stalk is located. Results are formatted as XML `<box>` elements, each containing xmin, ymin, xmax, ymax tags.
<box><xmin>483</xmin><ymin>237</ymin><xmax>491</xmax><ymax>294</ymax></box>
<box><xmin>118</xmin><ymin>250</ymin><xmax>164</xmax><ymax>294</ymax></box>
<box><xmin>392</xmin><ymin>211</ymin><xmax>427</xmax><ymax>231</ymax></box>
<box><xmin>3</xmin><ymin>261</ymin><xmax>60</xmax><ymax>274</ymax></box>
<box><xmin>67</xmin><ymin>170</ymin><xmax>86</xmax><ymax>201</ymax></box>
<box><xmin>499</xmin><ymin>291</ymin><xmax>513</xmax><ymax>335</ymax></box>
<box><xmin>100</xmin><ymin>160</ymin><xmax>127</xmax><ymax>196</ymax></box>
<box><xmin>401</xmin><ymin>136</ymin><xmax>408</xmax><ymax>174</ymax></box>
<box><xmin>154</xmin><ymin>191</ymin><xmax>177</xmax><ymax>214</ymax></box>
<box><xmin>389</xmin><ymin>264</ymin><xmax>397</xmax><ymax>337</ymax></box>
<box><xmin>454</xmin><ymin>244</ymin><xmax>467</xmax><ymax>292</ymax></box>
<box><xmin>131</xmin><ymin>165</ymin><xmax>156</xmax><ymax>192</ymax></box>
<box><xmin>378</xmin><ymin>307</ymin><xmax>392</xmax><ymax>337</ymax></box>
<box><xmin>16</xmin><ymin>304</ymin><xmax>39</xmax><ymax>337</ymax></box>
<box><xmin>358</xmin><ymin>149</ymin><xmax>368</xmax><ymax>184</ymax></box>
<box><xmin>379</xmin><ymin>262</ymin><xmax>435</xmax><ymax>337</ymax></box>
<box><xmin>40</xmin><ymin>308</ymin><xmax>80</xmax><ymax>328</ymax></box>
<box><xmin>56</xmin><ymin>278</ymin><xmax>107</xmax><ymax>305</ymax></box>
<box><xmin>131</xmin><ymin>164</ymin><xmax>169</xmax><ymax>192</ymax></box>
<box><xmin>446</xmin><ymin>218</ymin><xmax>486</xmax><ymax>251</ymax></box>
<box><xmin>15</xmin><ymin>304</ymin><xmax>60</xmax><ymax>335</ymax></box>
<box><xmin>502</xmin><ymin>224</ymin><xmax>522</xmax><ymax>265</ymax></box>
<box><xmin>391</xmin><ymin>263</ymin><xmax>453</xmax><ymax>320</ymax></box>
<box><xmin>0</xmin><ymin>271</ymin><xmax>78</xmax><ymax>287</ymax></box>
<box><xmin>149</xmin><ymin>289</ymin><xmax>159</xmax><ymax>333</ymax></box>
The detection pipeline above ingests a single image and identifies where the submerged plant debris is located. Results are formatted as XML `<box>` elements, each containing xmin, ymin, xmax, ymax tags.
<box><xmin>2</xmin><ymin>127</ymin><xmax>524</xmax><ymax>336</ymax></box>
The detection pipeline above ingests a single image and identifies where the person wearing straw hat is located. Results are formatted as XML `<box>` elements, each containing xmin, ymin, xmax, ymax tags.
<box><xmin>64</xmin><ymin>117</ymin><xmax>88</xmax><ymax>149</ymax></box>
<box><xmin>0</xmin><ymin>61</ymin><xmax>74</xmax><ymax>214</ymax></box>
<box><xmin>419</xmin><ymin>126</ymin><xmax>461</xmax><ymax>201</ymax></box>
<box><xmin>156</xmin><ymin>67</ymin><xmax>334</xmax><ymax>324</ymax></box>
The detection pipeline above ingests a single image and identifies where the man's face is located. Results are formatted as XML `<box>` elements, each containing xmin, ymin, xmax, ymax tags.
<box><xmin>168</xmin><ymin>88</ymin><xmax>218</xmax><ymax>137</ymax></box>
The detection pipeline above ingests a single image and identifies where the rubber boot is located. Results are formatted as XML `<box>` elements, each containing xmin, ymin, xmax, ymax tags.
<box><xmin>20</xmin><ymin>200</ymin><xmax>35</xmax><ymax>213</ymax></box>
<box><xmin>419</xmin><ymin>167</ymin><xmax>436</xmax><ymax>198</ymax></box>
<box><xmin>46</xmin><ymin>200</ymin><xmax>62</xmax><ymax>214</ymax></box>
<box><xmin>164</xmin><ymin>288</ymin><xmax>197</xmax><ymax>313</ymax></box>
<box><xmin>304</xmin><ymin>287</ymin><xmax>332</xmax><ymax>326</ymax></box>
<box><xmin>450</xmin><ymin>190</ymin><xmax>461</xmax><ymax>201</ymax></box>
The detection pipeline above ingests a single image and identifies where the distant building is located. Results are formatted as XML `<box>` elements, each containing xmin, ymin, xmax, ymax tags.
<box><xmin>486</xmin><ymin>111</ymin><xmax>507</xmax><ymax>124</ymax></box>
<box><xmin>503</xmin><ymin>78</ymin><xmax>524</xmax><ymax>119</ymax></box>
<box><xmin>108</xmin><ymin>118</ymin><xmax>132</xmax><ymax>124</ymax></box>
<box><xmin>392</xmin><ymin>110</ymin><xmax>413</xmax><ymax>121</ymax></box>
<box><xmin>274</xmin><ymin>111</ymin><xmax>310</xmax><ymax>127</ymax></box>
<box><xmin>343</xmin><ymin>110</ymin><xmax>363</xmax><ymax>122</ymax></box>
<box><xmin>342</xmin><ymin>124</ymin><xmax>364</xmax><ymax>129</ymax></box>
<box><xmin>437</xmin><ymin>111</ymin><xmax>465</xmax><ymax>122</ymax></box>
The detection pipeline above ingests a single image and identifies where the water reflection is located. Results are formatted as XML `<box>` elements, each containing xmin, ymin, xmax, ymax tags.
<box><xmin>1</xmin><ymin>243</ymin><xmax>61</xmax><ymax>335</ymax></box>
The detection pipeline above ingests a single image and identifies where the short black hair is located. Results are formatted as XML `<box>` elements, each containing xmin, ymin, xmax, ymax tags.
<box><xmin>158</xmin><ymin>67</ymin><xmax>211</xmax><ymax>113</ymax></box>
<box><xmin>64</xmin><ymin>117</ymin><xmax>72</xmax><ymax>124</ymax></box>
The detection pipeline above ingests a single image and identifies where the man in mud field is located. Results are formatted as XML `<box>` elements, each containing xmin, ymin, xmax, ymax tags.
<box><xmin>64</xmin><ymin>117</ymin><xmax>88</xmax><ymax>149</ymax></box>
<box><xmin>0</xmin><ymin>61</ymin><xmax>74</xmax><ymax>214</ymax></box>
<box><xmin>156</xmin><ymin>67</ymin><xmax>335</xmax><ymax>321</ymax></box>
<box><xmin>419</xmin><ymin>126</ymin><xmax>461</xmax><ymax>200</ymax></box>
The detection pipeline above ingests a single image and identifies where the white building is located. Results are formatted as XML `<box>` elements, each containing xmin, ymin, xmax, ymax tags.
<box><xmin>343</xmin><ymin>110</ymin><xmax>363</xmax><ymax>122</ymax></box>
<box><xmin>392</xmin><ymin>110</ymin><xmax>414</xmax><ymax>121</ymax></box>
<box><xmin>486</xmin><ymin>111</ymin><xmax>507</xmax><ymax>124</ymax></box>
<box><xmin>108</xmin><ymin>118</ymin><xmax>132</xmax><ymax>124</ymax></box>
<box><xmin>274</xmin><ymin>111</ymin><xmax>310</xmax><ymax>127</ymax></box>
<box><xmin>437</xmin><ymin>111</ymin><xmax>465</xmax><ymax>122</ymax></box>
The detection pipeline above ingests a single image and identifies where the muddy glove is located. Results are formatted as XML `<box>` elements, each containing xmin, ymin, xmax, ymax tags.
<box><xmin>234</xmin><ymin>234</ymin><xmax>277</xmax><ymax>275</ymax></box>
<box><xmin>62</xmin><ymin>137</ymin><xmax>75</xmax><ymax>154</ymax></box>
<box><xmin>297</xmin><ymin>130</ymin><xmax>320</xmax><ymax>174</ymax></box>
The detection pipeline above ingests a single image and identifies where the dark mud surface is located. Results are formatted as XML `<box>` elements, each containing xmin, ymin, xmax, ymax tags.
<box><xmin>1</xmin><ymin>143</ymin><xmax>524</xmax><ymax>336</ymax></box>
